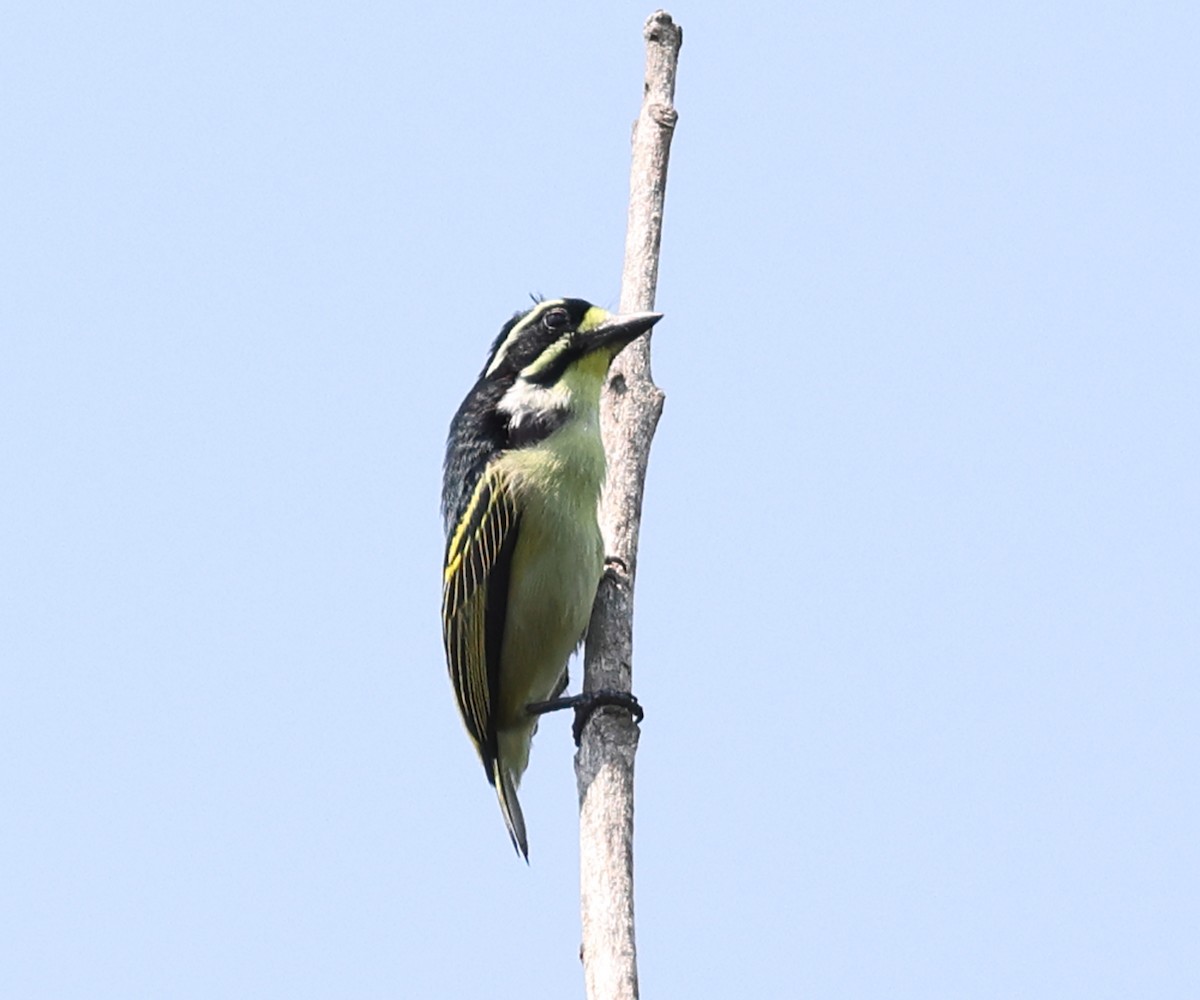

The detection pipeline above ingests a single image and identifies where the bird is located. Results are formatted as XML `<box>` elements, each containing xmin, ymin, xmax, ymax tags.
<box><xmin>441</xmin><ymin>297</ymin><xmax>662</xmax><ymax>858</ymax></box>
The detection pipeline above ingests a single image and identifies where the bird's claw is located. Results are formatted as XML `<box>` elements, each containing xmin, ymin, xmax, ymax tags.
<box><xmin>527</xmin><ymin>689</ymin><xmax>644</xmax><ymax>746</ymax></box>
<box><xmin>603</xmin><ymin>555</ymin><xmax>629</xmax><ymax>583</ymax></box>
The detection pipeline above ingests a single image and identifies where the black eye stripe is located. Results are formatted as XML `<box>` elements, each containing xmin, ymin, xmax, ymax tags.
<box><xmin>482</xmin><ymin>298</ymin><xmax>596</xmax><ymax>380</ymax></box>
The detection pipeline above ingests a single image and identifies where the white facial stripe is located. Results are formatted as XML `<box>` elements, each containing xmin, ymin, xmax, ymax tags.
<box><xmin>485</xmin><ymin>299</ymin><xmax>566</xmax><ymax>377</ymax></box>
<box><xmin>499</xmin><ymin>376</ymin><xmax>565</xmax><ymax>423</ymax></box>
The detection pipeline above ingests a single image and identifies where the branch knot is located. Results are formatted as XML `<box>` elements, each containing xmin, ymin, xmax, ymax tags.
<box><xmin>649</xmin><ymin>104</ymin><xmax>678</xmax><ymax>129</ymax></box>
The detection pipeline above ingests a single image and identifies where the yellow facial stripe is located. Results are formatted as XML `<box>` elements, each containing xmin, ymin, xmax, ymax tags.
<box><xmin>520</xmin><ymin>339</ymin><xmax>566</xmax><ymax>381</ymax></box>
<box><xmin>576</xmin><ymin>306</ymin><xmax>610</xmax><ymax>333</ymax></box>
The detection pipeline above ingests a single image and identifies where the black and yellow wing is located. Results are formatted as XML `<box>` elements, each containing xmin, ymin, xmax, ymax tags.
<box><xmin>441</xmin><ymin>462</ymin><xmax>520</xmax><ymax>775</ymax></box>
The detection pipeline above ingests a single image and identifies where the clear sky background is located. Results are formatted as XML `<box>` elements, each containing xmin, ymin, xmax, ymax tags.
<box><xmin>3</xmin><ymin>2</ymin><xmax>1196</xmax><ymax>997</ymax></box>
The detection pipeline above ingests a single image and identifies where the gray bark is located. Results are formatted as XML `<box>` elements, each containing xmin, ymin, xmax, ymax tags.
<box><xmin>576</xmin><ymin>11</ymin><xmax>682</xmax><ymax>1000</ymax></box>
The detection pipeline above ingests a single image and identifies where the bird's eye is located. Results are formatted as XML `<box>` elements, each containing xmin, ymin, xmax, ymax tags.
<box><xmin>544</xmin><ymin>308</ymin><xmax>569</xmax><ymax>331</ymax></box>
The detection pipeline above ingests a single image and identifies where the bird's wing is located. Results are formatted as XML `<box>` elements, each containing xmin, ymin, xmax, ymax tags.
<box><xmin>442</xmin><ymin>461</ymin><xmax>519</xmax><ymax>770</ymax></box>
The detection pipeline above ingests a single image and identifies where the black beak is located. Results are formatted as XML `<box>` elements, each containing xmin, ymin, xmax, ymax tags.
<box><xmin>587</xmin><ymin>310</ymin><xmax>664</xmax><ymax>353</ymax></box>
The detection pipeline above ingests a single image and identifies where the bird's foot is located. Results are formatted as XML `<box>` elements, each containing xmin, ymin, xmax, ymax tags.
<box><xmin>603</xmin><ymin>555</ymin><xmax>629</xmax><ymax>583</ymax></box>
<box><xmin>527</xmin><ymin>690</ymin><xmax>644</xmax><ymax>746</ymax></box>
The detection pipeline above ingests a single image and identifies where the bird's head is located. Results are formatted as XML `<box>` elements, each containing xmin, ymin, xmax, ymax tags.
<box><xmin>482</xmin><ymin>298</ymin><xmax>662</xmax><ymax>386</ymax></box>
<box><xmin>482</xmin><ymin>298</ymin><xmax>662</xmax><ymax>440</ymax></box>
<box><xmin>442</xmin><ymin>298</ymin><xmax>662</xmax><ymax>529</ymax></box>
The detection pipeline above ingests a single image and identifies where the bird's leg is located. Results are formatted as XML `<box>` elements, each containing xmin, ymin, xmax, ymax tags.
<box><xmin>527</xmin><ymin>690</ymin><xmax>644</xmax><ymax>746</ymax></box>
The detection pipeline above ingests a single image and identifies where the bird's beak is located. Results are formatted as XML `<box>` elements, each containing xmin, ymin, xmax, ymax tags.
<box><xmin>585</xmin><ymin>310</ymin><xmax>663</xmax><ymax>355</ymax></box>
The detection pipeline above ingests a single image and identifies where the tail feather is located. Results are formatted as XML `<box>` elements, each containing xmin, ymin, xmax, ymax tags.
<box><xmin>493</xmin><ymin>761</ymin><xmax>529</xmax><ymax>860</ymax></box>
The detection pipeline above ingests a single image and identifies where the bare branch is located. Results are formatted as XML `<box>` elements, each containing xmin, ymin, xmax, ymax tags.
<box><xmin>576</xmin><ymin>11</ymin><xmax>682</xmax><ymax>1000</ymax></box>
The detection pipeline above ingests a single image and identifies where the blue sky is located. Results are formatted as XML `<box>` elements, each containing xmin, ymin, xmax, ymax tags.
<box><xmin>3</xmin><ymin>2</ymin><xmax>1197</xmax><ymax>997</ymax></box>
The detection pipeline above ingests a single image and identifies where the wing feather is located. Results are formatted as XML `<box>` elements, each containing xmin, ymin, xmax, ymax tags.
<box><xmin>442</xmin><ymin>463</ymin><xmax>519</xmax><ymax>774</ymax></box>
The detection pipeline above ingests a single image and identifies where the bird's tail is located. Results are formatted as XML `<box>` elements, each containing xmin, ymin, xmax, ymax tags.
<box><xmin>493</xmin><ymin>760</ymin><xmax>529</xmax><ymax>860</ymax></box>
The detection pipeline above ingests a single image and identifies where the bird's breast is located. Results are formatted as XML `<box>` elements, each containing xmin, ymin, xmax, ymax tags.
<box><xmin>496</xmin><ymin>422</ymin><xmax>607</xmax><ymax>724</ymax></box>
